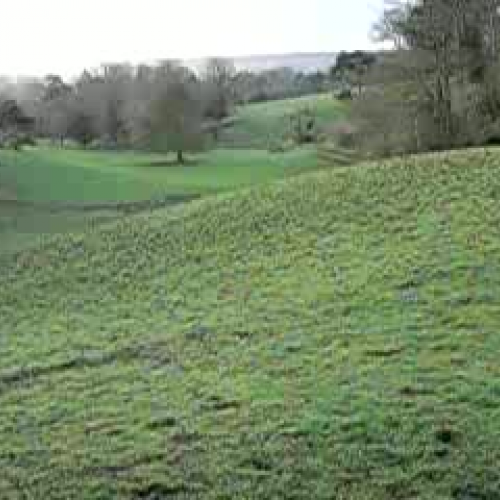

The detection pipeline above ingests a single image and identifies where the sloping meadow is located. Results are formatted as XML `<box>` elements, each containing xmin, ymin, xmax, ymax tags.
<box><xmin>1</xmin><ymin>150</ymin><xmax>500</xmax><ymax>499</ymax></box>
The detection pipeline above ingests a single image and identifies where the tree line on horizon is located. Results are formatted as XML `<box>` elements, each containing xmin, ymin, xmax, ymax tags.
<box><xmin>0</xmin><ymin>58</ymin><xmax>339</xmax><ymax>160</ymax></box>
<box><xmin>6</xmin><ymin>2</ymin><xmax>499</xmax><ymax>163</ymax></box>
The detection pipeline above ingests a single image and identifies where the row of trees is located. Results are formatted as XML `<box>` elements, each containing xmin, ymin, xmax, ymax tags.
<box><xmin>234</xmin><ymin>68</ymin><xmax>330</xmax><ymax>104</ymax></box>
<box><xmin>0</xmin><ymin>59</ymin><xmax>334</xmax><ymax>159</ymax></box>
<box><xmin>10</xmin><ymin>60</ymin><xmax>236</xmax><ymax>160</ymax></box>
<box><xmin>347</xmin><ymin>0</ymin><xmax>500</xmax><ymax>155</ymax></box>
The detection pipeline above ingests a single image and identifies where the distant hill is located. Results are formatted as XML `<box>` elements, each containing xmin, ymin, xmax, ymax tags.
<box><xmin>187</xmin><ymin>52</ymin><xmax>337</xmax><ymax>74</ymax></box>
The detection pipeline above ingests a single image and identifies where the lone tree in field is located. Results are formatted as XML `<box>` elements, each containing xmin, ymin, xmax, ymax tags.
<box><xmin>147</xmin><ymin>67</ymin><xmax>204</xmax><ymax>164</ymax></box>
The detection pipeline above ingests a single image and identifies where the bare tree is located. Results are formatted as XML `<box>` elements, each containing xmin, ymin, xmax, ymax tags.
<box><xmin>73</xmin><ymin>65</ymin><xmax>133</xmax><ymax>146</ymax></box>
<box><xmin>38</xmin><ymin>75</ymin><xmax>73</xmax><ymax>145</ymax></box>
<box><xmin>352</xmin><ymin>0</ymin><xmax>500</xmax><ymax>155</ymax></box>
<box><xmin>202</xmin><ymin>58</ymin><xmax>236</xmax><ymax>120</ymax></box>
<box><xmin>0</xmin><ymin>97</ymin><xmax>35</xmax><ymax>150</ymax></box>
<box><xmin>144</xmin><ymin>64</ymin><xmax>204</xmax><ymax>163</ymax></box>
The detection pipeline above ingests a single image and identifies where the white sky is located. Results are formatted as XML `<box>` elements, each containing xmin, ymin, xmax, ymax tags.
<box><xmin>0</xmin><ymin>0</ymin><xmax>383</xmax><ymax>78</ymax></box>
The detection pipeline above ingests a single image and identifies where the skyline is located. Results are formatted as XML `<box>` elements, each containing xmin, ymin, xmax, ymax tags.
<box><xmin>0</xmin><ymin>0</ymin><xmax>383</xmax><ymax>78</ymax></box>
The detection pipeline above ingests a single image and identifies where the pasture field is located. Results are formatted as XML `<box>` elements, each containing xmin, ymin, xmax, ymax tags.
<box><xmin>1</xmin><ymin>149</ymin><xmax>499</xmax><ymax>499</ymax></box>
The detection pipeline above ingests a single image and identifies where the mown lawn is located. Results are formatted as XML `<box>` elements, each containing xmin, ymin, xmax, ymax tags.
<box><xmin>1</xmin><ymin>149</ymin><xmax>499</xmax><ymax>499</ymax></box>
<box><xmin>0</xmin><ymin>147</ymin><xmax>318</xmax><ymax>203</ymax></box>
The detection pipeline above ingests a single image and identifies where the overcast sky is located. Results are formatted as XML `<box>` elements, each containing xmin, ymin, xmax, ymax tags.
<box><xmin>0</xmin><ymin>0</ymin><xmax>383</xmax><ymax>78</ymax></box>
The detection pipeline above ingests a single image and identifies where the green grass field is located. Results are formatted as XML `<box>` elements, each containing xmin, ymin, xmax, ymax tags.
<box><xmin>220</xmin><ymin>93</ymin><xmax>346</xmax><ymax>148</ymax></box>
<box><xmin>0</xmin><ymin>94</ymin><xmax>344</xmax><ymax>258</ymax></box>
<box><xmin>0</xmin><ymin>145</ymin><xmax>318</xmax><ymax>256</ymax></box>
<box><xmin>0</xmin><ymin>204</ymin><xmax>119</xmax><ymax>258</ymax></box>
<box><xmin>1</xmin><ymin>149</ymin><xmax>499</xmax><ymax>499</ymax></box>
<box><xmin>0</xmin><ymin>147</ymin><xmax>318</xmax><ymax>203</ymax></box>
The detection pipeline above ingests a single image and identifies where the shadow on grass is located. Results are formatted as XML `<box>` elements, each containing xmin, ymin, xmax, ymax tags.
<box><xmin>0</xmin><ymin>193</ymin><xmax>200</xmax><ymax>214</ymax></box>
<box><xmin>140</xmin><ymin>158</ymin><xmax>200</xmax><ymax>168</ymax></box>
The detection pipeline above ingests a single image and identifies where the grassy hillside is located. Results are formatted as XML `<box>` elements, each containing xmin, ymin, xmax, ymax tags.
<box><xmin>220</xmin><ymin>94</ymin><xmax>346</xmax><ymax>148</ymax></box>
<box><xmin>1</xmin><ymin>149</ymin><xmax>499</xmax><ymax>499</ymax></box>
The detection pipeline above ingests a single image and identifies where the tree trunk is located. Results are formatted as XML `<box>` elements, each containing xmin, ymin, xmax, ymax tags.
<box><xmin>435</xmin><ymin>71</ymin><xmax>453</xmax><ymax>146</ymax></box>
<box><xmin>177</xmin><ymin>150</ymin><xmax>185</xmax><ymax>164</ymax></box>
<box><xmin>213</xmin><ymin>124</ymin><xmax>220</xmax><ymax>142</ymax></box>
